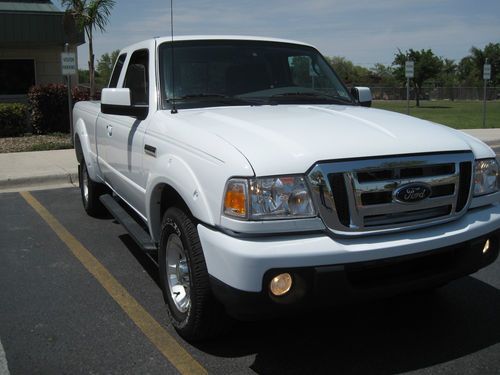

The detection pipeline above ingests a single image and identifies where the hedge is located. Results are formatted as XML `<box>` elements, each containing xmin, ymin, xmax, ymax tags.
<box><xmin>0</xmin><ymin>103</ymin><xmax>28</xmax><ymax>137</ymax></box>
<box><xmin>27</xmin><ymin>84</ymin><xmax>97</xmax><ymax>135</ymax></box>
<box><xmin>28</xmin><ymin>84</ymin><xmax>69</xmax><ymax>134</ymax></box>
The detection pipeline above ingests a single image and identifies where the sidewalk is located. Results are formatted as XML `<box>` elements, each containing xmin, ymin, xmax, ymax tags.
<box><xmin>0</xmin><ymin>149</ymin><xmax>78</xmax><ymax>192</ymax></box>
<box><xmin>460</xmin><ymin>129</ymin><xmax>500</xmax><ymax>146</ymax></box>
<box><xmin>1</xmin><ymin>129</ymin><xmax>500</xmax><ymax>192</ymax></box>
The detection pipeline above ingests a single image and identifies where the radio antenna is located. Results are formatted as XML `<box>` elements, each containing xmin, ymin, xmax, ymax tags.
<box><xmin>170</xmin><ymin>0</ymin><xmax>178</xmax><ymax>114</ymax></box>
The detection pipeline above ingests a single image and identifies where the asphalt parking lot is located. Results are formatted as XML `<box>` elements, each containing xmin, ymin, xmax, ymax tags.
<box><xmin>1</xmin><ymin>187</ymin><xmax>500</xmax><ymax>375</ymax></box>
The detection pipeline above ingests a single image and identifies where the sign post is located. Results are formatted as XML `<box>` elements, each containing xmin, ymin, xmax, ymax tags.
<box><xmin>483</xmin><ymin>59</ymin><xmax>491</xmax><ymax>128</ymax></box>
<box><xmin>405</xmin><ymin>61</ymin><xmax>414</xmax><ymax>115</ymax></box>
<box><xmin>61</xmin><ymin>44</ymin><xmax>76</xmax><ymax>143</ymax></box>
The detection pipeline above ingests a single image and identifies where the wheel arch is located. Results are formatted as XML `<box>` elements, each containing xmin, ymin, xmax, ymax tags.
<box><xmin>73</xmin><ymin>117</ymin><xmax>100</xmax><ymax>181</ymax></box>
<box><xmin>146</xmin><ymin>150</ymin><xmax>218</xmax><ymax>243</ymax></box>
<box><xmin>148</xmin><ymin>181</ymin><xmax>204</xmax><ymax>244</ymax></box>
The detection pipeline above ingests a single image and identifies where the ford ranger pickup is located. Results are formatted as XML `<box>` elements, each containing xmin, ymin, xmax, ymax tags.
<box><xmin>73</xmin><ymin>36</ymin><xmax>500</xmax><ymax>340</ymax></box>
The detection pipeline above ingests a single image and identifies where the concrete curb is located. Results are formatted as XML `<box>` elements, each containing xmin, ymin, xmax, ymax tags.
<box><xmin>0</xmin><ymin>172</ymin><xmax>78</xmax><ymax>190</ymax></box>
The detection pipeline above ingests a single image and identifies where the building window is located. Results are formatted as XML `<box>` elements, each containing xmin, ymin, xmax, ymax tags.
<box><xmin>0</xmin><ymin>59</ymin><xmax>36</xmax><ymax>95</ymax></box>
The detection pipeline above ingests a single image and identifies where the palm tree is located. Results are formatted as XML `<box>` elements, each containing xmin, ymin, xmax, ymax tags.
<box><xmin>62</xmin><ymin>0</ymin><xmax>115</xmax><ymax>99</ymax></box>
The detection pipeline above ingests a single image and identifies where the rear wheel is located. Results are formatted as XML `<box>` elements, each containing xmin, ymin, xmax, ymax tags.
<box><xmin>159</xmin><ymin>206</ymin><xmax>230</xmax><ymax>341</ymax></box>
<box><xmin>79</xmin><ymin>161</ymin><xmax>107</xmax><ymax>217</ymax></box>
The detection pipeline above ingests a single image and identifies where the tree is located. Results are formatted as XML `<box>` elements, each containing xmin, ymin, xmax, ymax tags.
<box><xmin>78</xmin><ymin>69</ymin><xmax>89</xmax><ymax>85</ymax></box>
<box><xmin>61</xmin><ymin>0</ymin><xmax>115</xmax><ymax>99</ymax></box>
<box><xmin>393</xmin><ymin>48</ymin><xmax>443</xmax><ymax>106</ymax></box>
<box><xmin>457</xmin><ymin>56</ymin><xmax>480</xmax><ymax>86</ymax></box>
<box><xmin>467</xmin><ymin>43</ymin><xmax>500</xmax><ymax>86</ymax></box>
<box><xmin>370</xmin><ymin>63</ymin><xmax>397</xmax><ymax>86</ymax></box>
<box><xmin>328</xmin><ymin>56</ymin><xmax>372</xmax><ymax>85</ymax></box>
<box><xmin>96</xmin><ymin>49</ymin><xmax>120</xmax><ymax>87</ymax></box>
<box><xmin>437</xmin><ymin>58</ymin><xmax>458</xmax><ymax>100</ymax></box>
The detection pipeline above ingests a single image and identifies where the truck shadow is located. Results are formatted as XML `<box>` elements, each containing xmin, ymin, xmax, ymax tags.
<box><xmin>115</xmin><ymin>228</ymin><xmax>500</xmax><ymax>373</ymax></box>
<box><xmin>197</xmin><ymin>277</ymin><xmax>500</xmax><ymax>374</ymax></box>
<box><xmin>118</xmin><ymin>233</ymin><xmax>161</xmax><ymax>288</ymax></box>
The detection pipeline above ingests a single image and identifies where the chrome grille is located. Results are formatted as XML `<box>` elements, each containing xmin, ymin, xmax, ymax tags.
<box><xmin>307</xmin><ymin>152</ymin><xmax>474</xmax><ymax>236</ymax></box>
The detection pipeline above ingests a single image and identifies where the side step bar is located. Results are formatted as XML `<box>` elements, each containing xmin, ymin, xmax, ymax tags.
<box><xmin>99</xmin><ymin>194</ymin><xmax>157</xmax><ymax>253</ymax></box>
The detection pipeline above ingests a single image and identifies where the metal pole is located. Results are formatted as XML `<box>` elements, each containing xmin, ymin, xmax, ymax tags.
<box><xmin>483</xmin><ymin>58</ymin><xmax>488</xmax><ymax>128</ymax></box>
<box><xmin>407</xmin><ymin>77</ymin><xmax>410</xmax><ymax>115</ymax></box>
<box><xmin>65</xmin><ymin>43</ymin><xmax>74</xmax><ymax>145</ymax></box>
<box><xmin>483</xmin><ymin>79</ymin><xmax>487</xmax><ymax>128</ymax></box>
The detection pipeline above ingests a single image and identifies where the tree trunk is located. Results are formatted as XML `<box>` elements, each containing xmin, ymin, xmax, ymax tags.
<box><xmin>415</xmin><ymin>84</ymin><xmax>421</xmax><ymax>107</ymax></box>
<box><xmin>87</xmin><ymin>28</ymin><xmax>95</xmax><ymax>100</ymax></box>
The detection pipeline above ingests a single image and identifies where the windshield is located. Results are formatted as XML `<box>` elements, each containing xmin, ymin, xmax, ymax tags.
<box><xmin>159</xmin><ymin>40</ymin><xmax>354</xmax><ymax>109</ymax></box>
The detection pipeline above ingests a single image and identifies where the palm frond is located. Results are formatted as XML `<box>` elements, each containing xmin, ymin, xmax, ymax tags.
<box><xmin>87</xmin><ymin>0</ymin><xmax>116</xmax><ymax>33</ymax></box>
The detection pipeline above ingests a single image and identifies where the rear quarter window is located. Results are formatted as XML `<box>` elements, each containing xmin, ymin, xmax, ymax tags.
<box><xmin>108</xmin><ymin>53</ymin><xmax>127</xmax><ymax>88</ymax></box>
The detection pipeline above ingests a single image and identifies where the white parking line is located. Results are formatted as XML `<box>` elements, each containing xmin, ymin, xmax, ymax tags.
<box><xmin>0</xmin><ymin>339</ymin><xmax>10</xmax><ymax>375</ymax></box>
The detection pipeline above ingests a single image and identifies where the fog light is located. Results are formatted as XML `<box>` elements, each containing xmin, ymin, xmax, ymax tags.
<box><xmin>269</xmin><ymin>273</ymin><xmax>292</xmax><ymax>296</ymax></box>
<box><xmin>483</xmin><ymin>239</ymin><xmax>490</xmax><ymax>254</ymax></box>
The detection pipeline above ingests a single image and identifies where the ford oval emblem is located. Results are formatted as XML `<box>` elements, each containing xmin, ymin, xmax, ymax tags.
<box><xmin>393</xmin><ymin>183</ymin><xmax>432</xmax><ymax>204</ymax></box>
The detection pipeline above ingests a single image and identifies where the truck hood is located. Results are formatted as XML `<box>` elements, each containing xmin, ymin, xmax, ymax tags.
<box><xmin>165</xmin><ymin>105</ymin><xmax>493</xmax><ymax>176</ymax></box>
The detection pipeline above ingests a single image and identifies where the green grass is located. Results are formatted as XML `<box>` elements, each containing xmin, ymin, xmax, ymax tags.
<box><xmin>372</xmin><ymin>100</ymin><xmax>500</xmax><ymax>129</ymax></box>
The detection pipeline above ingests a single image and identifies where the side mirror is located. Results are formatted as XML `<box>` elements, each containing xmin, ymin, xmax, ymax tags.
<box><xmin>351</xmin><ymin>87</ymin><xmax>372</xmax><ymax>107</ymax></box>
<box><xmin>101</xmin><ymin>88</ymin><xmax>148</xmax><ymax>120</ymax></box>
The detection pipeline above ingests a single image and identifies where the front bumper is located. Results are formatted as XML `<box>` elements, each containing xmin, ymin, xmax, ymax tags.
<box><xmin>199</xmin><ymin>203</ymin><xmax>500</xmax><ymax>293</ymax></box>
<box><xmin>209</xmin><ymin>230</ymin><xmax>499</xmax><ymax>319</ymax></box>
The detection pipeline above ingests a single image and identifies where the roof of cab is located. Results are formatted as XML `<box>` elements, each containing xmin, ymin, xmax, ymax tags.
<box><xmin>122</xmin><ymin>35</ymin><xmax>316</xmax><ymax>52</ymax></box>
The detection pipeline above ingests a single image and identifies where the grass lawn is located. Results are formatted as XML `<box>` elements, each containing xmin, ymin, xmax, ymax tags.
<box><xmin>372</xmin><ymin>100</ymin><xmax>500</xmax><ymax>129</ymax></box>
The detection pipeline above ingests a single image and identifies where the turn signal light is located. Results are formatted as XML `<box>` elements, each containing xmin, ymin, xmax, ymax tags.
<box><xmin>224</xmin><ymin>180</ymin><xmax>247</xmax><ymax>218</ymax></box>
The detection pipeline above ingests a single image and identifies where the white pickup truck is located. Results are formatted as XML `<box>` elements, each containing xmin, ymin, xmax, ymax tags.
<box><xmin>73</xmin><ymin>35</ymin><xmax>500</xmax><ymax>340</ymax></box>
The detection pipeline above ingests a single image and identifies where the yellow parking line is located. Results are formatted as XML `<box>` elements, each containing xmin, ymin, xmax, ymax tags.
<box><xmin>20</xmin><ymin>191</ymin><xmax>207</xmax><ymax>375</ymax></box>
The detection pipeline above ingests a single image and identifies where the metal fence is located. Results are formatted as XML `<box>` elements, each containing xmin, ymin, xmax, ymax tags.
<box><xmin>369</xmin><ymin>87</ymin><xmax>500</xmax><ymax>101</ymax></box>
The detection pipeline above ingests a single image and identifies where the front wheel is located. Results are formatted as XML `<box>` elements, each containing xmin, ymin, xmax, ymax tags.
<box><xmin>159</xmin><ymin>207</ymin><xmax>230</xmax><ymax>341</ymax></box>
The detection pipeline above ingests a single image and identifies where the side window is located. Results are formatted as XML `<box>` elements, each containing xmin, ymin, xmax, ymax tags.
<box><xmin>108</xmin><ymin>53</ymin><xmax>126</xmax><ymax>88</ymax></box>
<box><xmin>123</xmin><ymin>49</ymin><xmax>149</xmax><ymax>105</ymax></box>
<box><xmin>288</xmin><ymin>55</ymin><xmax>316</xmax><ymax>87</ymax></box>
<box><xmin>287</xmin><ymin>55</ymin><xmax>344</xmax><ymax>97</ymax></box>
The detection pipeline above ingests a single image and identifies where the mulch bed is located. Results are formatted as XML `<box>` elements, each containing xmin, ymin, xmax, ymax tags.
<box><xmin>0</xmin><ymin>134</ymin><xmax>73</xmax><ymax>153</ymax></box>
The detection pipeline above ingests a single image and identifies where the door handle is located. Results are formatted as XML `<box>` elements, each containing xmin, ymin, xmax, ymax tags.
<box><xmin>106</xmin><ymin>125</ymin><xmax>113</xmax><ymax>136</ymax></box>
<box><xmin>144</xmin><ymin>144</ymin><xmax>156</xmax><ymax>157</ymax></box>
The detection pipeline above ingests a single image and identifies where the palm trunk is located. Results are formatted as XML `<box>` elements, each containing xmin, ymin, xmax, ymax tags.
<box><xmin>87</xmin><ymin>28</ymin><xmax>95</xmax><ymax>100</ymax></box>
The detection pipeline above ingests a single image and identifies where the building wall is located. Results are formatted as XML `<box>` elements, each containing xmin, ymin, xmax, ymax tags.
<box><xmin>0</xmin><ymin>45</ymin><xmax>79</xmax><ymax>88</ymax></box>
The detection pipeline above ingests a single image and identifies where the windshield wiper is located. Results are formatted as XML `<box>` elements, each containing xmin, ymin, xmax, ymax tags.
<box><xmin>177</xmin><ymin>93</ymin><xmax>229</xmax><ymax>100</ymax></box>
<box><xmin>173</xmin><ymin>93</ymin><xmax>265</xmax><ymax>106</ymax></box>
<box><xmin>270</xmin><ymin>92</ymin><xmax>353</xmax><ymax>104</ymax></box>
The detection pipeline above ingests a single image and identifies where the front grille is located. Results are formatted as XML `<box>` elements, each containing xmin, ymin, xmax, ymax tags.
<box><xmin>357</xmin><ymin>163</ymin><xmax>455</xmax><ymax>183</ymax></box>
<box><xmin>363</xmin><ymin>205</ymin><xmax>452</xmax><ymax>227</ymax></box>
<box><xmin>307</xmin><ymin>152</ymin><xmax>474</xmax><ymax>236</ymax></box>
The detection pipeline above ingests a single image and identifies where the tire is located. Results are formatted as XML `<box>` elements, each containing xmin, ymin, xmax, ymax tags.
<box><xmin>159</xmin><ymin>206</ymin><xmax>230</xmax><ymax>341</ymax></box>
<box><xmin>78</xmin><ymin>161</ymin><xmax>107</xmax><ymax>217</ymax></box>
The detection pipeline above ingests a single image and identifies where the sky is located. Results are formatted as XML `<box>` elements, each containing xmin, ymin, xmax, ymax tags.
<box><xmin>68</xmin><ymin>0</ymin><xmax>500</xmax><ymax>70</ymax></box>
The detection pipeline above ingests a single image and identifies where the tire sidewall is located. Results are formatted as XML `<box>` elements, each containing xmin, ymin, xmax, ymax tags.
<box><xmin>159</xmin><ymin>208</ymin><xmax>194</xmax><ymax>329</ymax></box>
<box><xmin>79</xmin><ymin>162</ymin><xmax>90</xmax><ymax>211</ymax></box>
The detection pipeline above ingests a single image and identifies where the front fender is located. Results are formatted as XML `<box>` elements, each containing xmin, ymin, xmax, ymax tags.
<box><xmin>146</xmin><ymin>153</ymin><xmax>215</xmax><ymax>243</ymax></box>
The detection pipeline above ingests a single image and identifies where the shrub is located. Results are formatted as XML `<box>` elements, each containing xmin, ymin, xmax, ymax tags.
<box><xmin>28</xmin><ymin>84</ymin><xmax>69</xmax><ymax>134</ymax></box>
<box><xmin>0</xmin><ymin>103</ymin><xmax>28</xmax><ymax>137</ymax></box>
<box><xmin>72</xmin><ymin>86</ymin><xmax>92</xmax><ymax>103</ymax></box>
<box><xmin>28</xmin><ymin>84</ymin><xmax>102</xmax><ymax>135</ymax></box>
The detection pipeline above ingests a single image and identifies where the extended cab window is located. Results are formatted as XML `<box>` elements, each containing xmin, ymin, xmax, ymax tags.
<box><xmin>108</xmin><ymin>53</ymin><xmax>126</xmax><ymax>88</ymax></box>
<box><xmin>123</xmin><ymin>49</ymin><xmax>149</xmax><ymax>105</ymax></box>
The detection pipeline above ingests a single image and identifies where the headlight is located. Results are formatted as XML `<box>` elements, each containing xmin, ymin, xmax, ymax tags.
<box><xmin>474</xmin><ymin>159</ymin><xmax>499</xmax><ymax>196</ymax></box>
<box><xmin>223</xmin><ymin>176</ymin><xmax>316</xmax><ymax>220</ymax></box>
